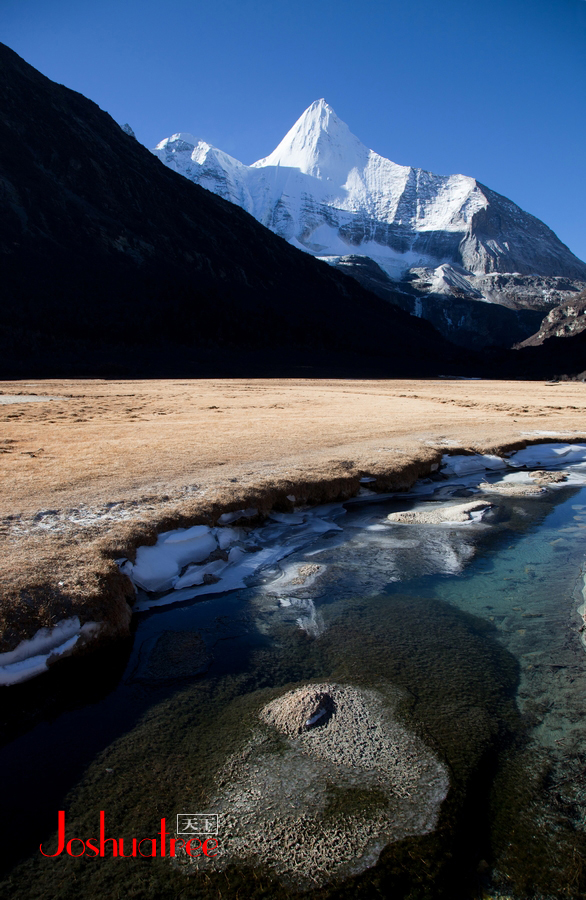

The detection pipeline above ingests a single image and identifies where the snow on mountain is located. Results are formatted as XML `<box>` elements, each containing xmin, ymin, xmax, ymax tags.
<box><xmin>251</xmin><ymin>99</ymin><xmax>371</xmax><ymax>181</ymax></box>
<box><xmin>153</xmin><ymin>100</ymin><xmax>586</xmax><ymax>318</ymax></box>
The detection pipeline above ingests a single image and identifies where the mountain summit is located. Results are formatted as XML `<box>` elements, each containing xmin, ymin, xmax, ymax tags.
<box><xmin>154</xmin><ymin>101</ymin><xmax>586</xmax><ymax>347</ymax></box>
<box><xmin>251</xmin><ymin>99</ymin><xmax>370</xmax><ymax>181</ymax></box>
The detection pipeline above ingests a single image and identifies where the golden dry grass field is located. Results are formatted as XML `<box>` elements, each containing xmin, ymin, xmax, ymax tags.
<box><xmin>1</xmin><ymin>377</ymin><xmax>585</xmax><ymax>651</ymax></box>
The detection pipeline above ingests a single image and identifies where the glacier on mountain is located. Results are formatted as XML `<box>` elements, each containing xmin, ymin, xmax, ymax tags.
<box><xmin>153</xmin><ymin>100</ymin><xmax>586</xmax><ymax>336</ymax></box>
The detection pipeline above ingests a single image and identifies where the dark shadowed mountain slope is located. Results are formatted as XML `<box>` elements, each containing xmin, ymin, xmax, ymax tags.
<box><xmin>0</xmin><ymin>43</ymin><xmax>469</xmax><ymax>378</ymax></box>
<box><xmin>511</xmin><ymin>330</ymin><xmax>586</xmax><ymax>380</ymax></box>
<box><xmin>505</xmin><ymin>291</ymin><xmax>586</xmax><ymax>379</ymax></box>
<box><xmin>329</xmin><ymin>256</ymin><xmax>544</xmax><ymax>350</ymax></box>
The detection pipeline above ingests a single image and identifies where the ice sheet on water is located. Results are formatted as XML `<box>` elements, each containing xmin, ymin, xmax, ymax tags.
<box><xmin>218</xmin><ymin>508</ymin><xmax>258</xmax><ymax>525</ymax></box>
<box><xmin>126</xmin><ymin>503</ymin><xmax>349</xmax><ymax>610</ymax></box>
<box><xmin>133</xmin><ymin>544</ymin><xmax>288</xmax><ymax>610</ymax></box>
<box><xmin>215</xmin><ymin>526</ymin><xmax>246</xmax><ymax>549</ymax></box>
<box><xmin>501</xmin><ymin>472</ymin><xmax>537</xmax><ymax>484</ymax></box>
<box><xmin>129</xmin><ymin>526</ymin><xmax>218</xmax><ymax>592</ymax></box>
<box><xmin>173</xmin><ymin>558</ymin><xmax>229</xmax><ymax>589</ymax></box>
<box><xmin>435</xmin><ymin>444</ymin><xmax>586</xmax><ymax>498</ymax></box>
<box><xmin>269</xmin><ymin>511</ymin><xmax>306</xmax><ymax>525</ymax></box>
<box><xmin>162</xmin><ymin>525</ymin><xmax>212</xmax><ymax>544</ymax></box>
<box><xmin>308</xmin><ymin>517</ymin><xmax>343</xmax><ymax>533</ymax></box>
<box><xmin>508</xmin><ymin>444</ymin><xmax>586</xmax><ymax>468</ymax></box>
<box><xmin>441</xmin><ymin>454</ymin><xmax>507</xmax><ymax>476</ymax></box>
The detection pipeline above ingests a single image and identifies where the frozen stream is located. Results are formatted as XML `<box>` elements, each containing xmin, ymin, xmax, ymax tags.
<box><xmin>2</xmin><ymin>449</ymin><xmax>586</xmax><ymax>897</ymax></box>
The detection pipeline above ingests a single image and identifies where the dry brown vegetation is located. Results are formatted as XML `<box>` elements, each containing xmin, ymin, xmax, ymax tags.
<box><xmin>1</xmin><ymin>377</ymin><xmax>585</xmax><ymax>652</ymax></box>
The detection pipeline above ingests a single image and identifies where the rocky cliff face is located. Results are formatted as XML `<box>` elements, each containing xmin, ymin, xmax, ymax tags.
<box><xmin>0</xmin><ymin>44</ymin><xmax>468</xmax><ymax>378</ymax></box>
<box><xmin>517</xmin><ymin>292</ymin><xmax>586</xmax><ymax>348</ymax></box>
<box><xmin>154</xmin><ymin>100</ymin><xmax>586</xmax><ymax>347</ymax></box>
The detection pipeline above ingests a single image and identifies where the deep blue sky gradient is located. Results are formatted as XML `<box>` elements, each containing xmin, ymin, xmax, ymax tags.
<box><xmin>2</xmin><ymin>0</ymin><xmax>585</xmax><ymax>260</ymax></box>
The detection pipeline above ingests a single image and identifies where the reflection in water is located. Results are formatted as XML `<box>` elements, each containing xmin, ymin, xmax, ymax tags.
<box><xmin>2</xmin><ymin>479</ymin><xmax>586</xmax><ymax>898</ymax></box>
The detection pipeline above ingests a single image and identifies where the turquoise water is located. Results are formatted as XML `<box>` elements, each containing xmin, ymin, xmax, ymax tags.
<box><xmin>2</xmin><ymin>482</ymin><xmax>586</xmax><ymax>899</ymax></box>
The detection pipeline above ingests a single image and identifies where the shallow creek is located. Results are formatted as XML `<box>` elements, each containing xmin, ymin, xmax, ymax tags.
<box><xmin>2</xmin><ymin>461</ymin><xmax>586</xmax><ymax>899</ymax></box>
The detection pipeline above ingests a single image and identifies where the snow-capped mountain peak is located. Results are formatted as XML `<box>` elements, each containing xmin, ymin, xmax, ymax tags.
<box><xmin>251</xmin><ymin>98</ymin><xmax>370</xmax><ymax>183</ymax></box>
<box><xmin>152</xmin><ymin>102</ymin><xmax>586</xmax><ymax>323</ymax></box>
<box><xmin>154</xmin><ymin>132</ymin><xmax>243</xmax><ymax>170</ymax></box>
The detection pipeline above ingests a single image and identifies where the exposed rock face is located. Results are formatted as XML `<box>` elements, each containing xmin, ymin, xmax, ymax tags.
<box><xmin>0</xmin><ymin>44</ymin><xmax>465</xmax><ymax>378</ymax></box>
<box><xmin>511</xmin><ymin>291</ymin><xmax>586</xmax><ymax>376</ymax></box>
<box><xmin>517</xmin><ymin>291</ymin><xmax>586</xmax><ymax>347</ymax></box>
<box><xmin>154</xmin><ymin>100</ymin><xmax>586</xmax><ymax>347</ymax></box>
<box><xmin>470</xmin><ymin>274</ymin><xmax>586</xmax><ymax>311</ymax></box>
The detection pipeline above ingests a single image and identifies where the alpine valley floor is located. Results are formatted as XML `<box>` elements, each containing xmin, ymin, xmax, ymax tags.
<box><xmin>2</xmin><ymin>376</ymin><xmax>586</xmax><ymax>658</ymax></box>
<box><xmin>4</xmin><ymin>377</ymin><xmax>586</xmax><ymax>899</ymax></box>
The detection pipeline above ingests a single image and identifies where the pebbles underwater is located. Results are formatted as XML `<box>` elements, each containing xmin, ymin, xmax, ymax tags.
<box><xmin>3</xmin><ymin>446</ymin><xmax>586</xmax><ymax>898</ymax></box>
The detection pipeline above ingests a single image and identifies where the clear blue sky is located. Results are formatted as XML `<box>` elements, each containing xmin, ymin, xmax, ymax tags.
<box><xmin>2</xmin><ymin>0</ymin><xmax>585</xmax><ymax>261</ymax></box>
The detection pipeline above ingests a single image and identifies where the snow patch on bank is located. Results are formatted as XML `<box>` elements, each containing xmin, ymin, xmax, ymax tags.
<box><xmin>440</xmin><ymin>453</ymin><xmax>507</xmax><ymax>476</ymax></box>
<box><xmin>122</xmin><ymin>505</ymin><xmax>346</xmax><ymax>612</ymax></box>
<box><xmin>0</xmin><ymin>617</ymin><xmax>101</xmax><ymax>686</ymax></box>
<box><xmin>508</xmin><ymin>444</ymin><xmax>586</xmax><ymax>468</ymax></box>
<box><xmin>0</xmin><ymin>394</ymin><xmax>64</xmax><ymax>405</ymax></box>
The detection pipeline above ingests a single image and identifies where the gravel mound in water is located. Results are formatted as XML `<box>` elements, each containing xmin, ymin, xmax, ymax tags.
<box><xmin>478</xmin><ymin>481</ymin><xmax>545</xmax><ymax>496</ymax></box>
<box><xmin>478</xmin><ymin>470</ymin><xmax>568</xmax><ymax>496</ymax></box>
<box><xmin>532</xmin><ymin>469</ymin><xmax>569</xmax><ymax>484</ymax></box>
<box><xmin>387</xmin><ymin>499</ymin><xmax>491</xmax><ymax>525</ymax></box>
<box><xmin>188</xmin><ymin>683</ymin><xmax>449</xmax><ymax>888</ymax></box>
<box><xmin>261</xmin><ymin>685</ymin><xmax>335</xmax><ymax>737</ymax></box>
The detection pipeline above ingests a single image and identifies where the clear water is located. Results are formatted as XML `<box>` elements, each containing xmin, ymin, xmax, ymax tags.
<box><xmin>2</xmin><ymin>481</ymin><xmax>586</xmax><ymax>899</ymax></box>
